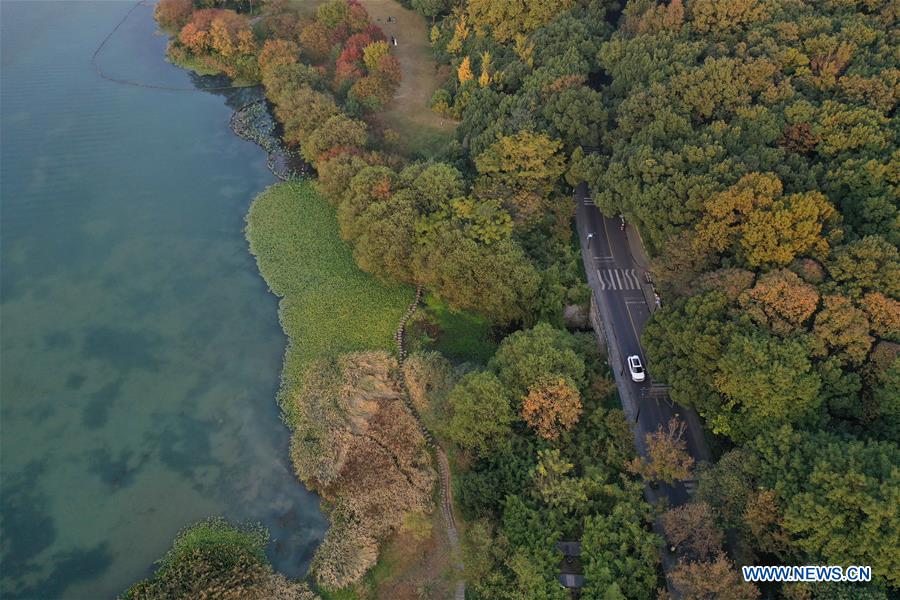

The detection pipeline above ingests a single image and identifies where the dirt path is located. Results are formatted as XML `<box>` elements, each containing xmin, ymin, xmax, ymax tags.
<box><xmin>436</xmin><ymin>449</ymin><xmax>466</xmax><ymax>600</ymax></box>
<box><xmin>359</xmin><ymin>0</ymin><xmax>456</xmax><ymax>154</ymax></box>
<box><xmin>395</xmin><ymin>287</ymin><xmax>466</xmax><ymax>600</ymax></box>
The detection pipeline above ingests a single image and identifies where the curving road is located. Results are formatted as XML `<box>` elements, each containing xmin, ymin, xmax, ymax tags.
<box><xmin>574</xmin><ymin>181</ymin><xmax>710</xmax><ymax>506</ymax></box>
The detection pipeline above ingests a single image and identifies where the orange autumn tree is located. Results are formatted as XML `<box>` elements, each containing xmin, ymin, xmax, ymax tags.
<box><xmin>521</xmin><ymin>376</ymin><xmax>582</xmax><ymax>439</ymax></box>
<box><xmin>175</xmin><ymin>9</ymin><xmax>258</xmax><ymax>80</ymax></box>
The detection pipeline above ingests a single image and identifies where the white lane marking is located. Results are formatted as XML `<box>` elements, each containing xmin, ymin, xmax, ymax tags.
<box><xmin>626</xmin><ymin>269</ymin><xmax>639</xmax><ymax>289</ymax></box>
<box><xmin>597</xmin><ymin>269</ymin><xmax>606</xmax><ymax>291</ymax></box>
<box><xmin>599</xmin><ymin>269</ymin><xmax>649</xmax><ymax>292</ymax></box>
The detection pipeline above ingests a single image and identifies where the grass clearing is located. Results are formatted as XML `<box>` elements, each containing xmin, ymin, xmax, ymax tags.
<box><xmin>414</xmin><ymin>294</ymin><xmax>497</xmax><ymax>364</ymax></box>
<box><xmin>246</xmin><ymin>181</ymin><xmax>414</xmax><ymax>410</ymax></box>
<box><xmin>359</xmin><ymin>0</ymin><xmax>457</xmax><ymax>157</ymax></box>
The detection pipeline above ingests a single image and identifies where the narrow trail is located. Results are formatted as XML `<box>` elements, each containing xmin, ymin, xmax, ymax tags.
<box><xmin>395</xmin><ymin>286</ymin><xmax>466</xmax><ymax>600</ymax></box>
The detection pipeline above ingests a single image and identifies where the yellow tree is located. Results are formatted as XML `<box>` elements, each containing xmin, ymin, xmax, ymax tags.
<box><xmin>738</xmin><ymin>269</ymin><xmax>820</xmax><ymax>335</ymax></box>
<box><xmin>362</xmin><ymin>41</ymin><xmax>390</xmax><ymax>73</ymax></box>
<box><xmin>694</xmin><ymin>173</ymin><xmax>838</xmax><ymax>268</ymax></box>
<box><xmin>627</xmin><ymin>417</ymin><xmax>695</xmax><ymax>484</ymax></box>
<box><xmin>446</xmin><ymin>14</ymin><xmax>469</xmax><ymax>54</ymax></box>
<box><xmin>467</xmin><ymin>0</ymin><xmax>574</xmax><ymax>42</ymax></box>
<box><xmin>478</xmin><ymin>51</ymin><xmax>491</xmax><ymax>87</ymax></box>
<box><xmin>860</xmin><ymin>292</ymin><xmax>900</xmax><ymax>341</ymax></box>
<box><xmin>457</xmin><ymin>56</ymin><xmax>474</xmax><ymax>84</ymax></box>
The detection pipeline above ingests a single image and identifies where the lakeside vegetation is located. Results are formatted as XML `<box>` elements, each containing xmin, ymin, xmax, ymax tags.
<box><xmin>122</xmin><ymin>518</ymin><xmax>318</xmax><ymax>599</ymax></box>
<box><xmin>145</xmin><ymin>0</ymin><xmax>898</xmax><ymax>597</ymax></box>
<box><xmin>245</xmin><ymin>181</ymin><xmax>413</xmax><ymax>415</ymax></box>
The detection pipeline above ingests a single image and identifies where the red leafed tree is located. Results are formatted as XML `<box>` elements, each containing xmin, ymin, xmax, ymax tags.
<box><xmin>375</xmin><ymin>54</ymin><xmax>401</xmax><ymax>85</ymax></box>
<box><xmin>346</xmin><ymin>1</ymin><xmax>372</xmax><ymax>34</ymax></box>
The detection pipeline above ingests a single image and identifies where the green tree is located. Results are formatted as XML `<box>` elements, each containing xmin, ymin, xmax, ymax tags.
<box><xmin>300</xmin><ymin>114</ymin><xmax>367</xmax><ymax>164</ymax></box>
<box><xmin>712</xmin><ymin>331</ymin><xmax>822</xmax><ymax>441</ymax></box>
<box><xmin>444</xmin><ymin>371</ymin><xmax>516</xmax><ymax>454</ymax></box>
<box><xmin>274</xmin><ymin>86</ymin><xmax>340</xmax><ymax>146</ymax></box>
<box><xmin>697</xmin><ymin>448</ymin><xmax>758</xmax><ymax>529</ymax></box>
<box><xmin>122</xmin><ymin>518</ymin><xmax>292</xmax><ymax>599</ymax></box>
<box><xmin>474</xmin><ymin>131</ymin><xmax>566</xmax><ymax>225</ymax></box>
<box><xmin>351</xmin><ymin>190</ymin><xmax>418</xmax><ymax>283</ymax></box>
<box><xmin>413</xmin><ymin>226</ymin><xmax>540</xmax><ymax>322</ymax></box>
<box><xmin>643</xmin><ymin>292</ymin><xmax>733</xmax><ymax>415</ymax></box>
<box><xmin>826</xmin><ymin>236</ymin><xmax>900</xmax><ymax>299</ymax></box>
<box><xmin>581</xmin><ymin>492</ymin><xmax>661</xmax><ymax>600</ymax></box>
<box><xmin>490</xmin><ymin>323</ymin><xmax>587</xmax><ymax>398</ymax></box>
<box><xmin>542</xmin><ymin>86</ymin><xmax>607</xmax><ymax>150</ymax></box>
<box><xmin>861</xmin><ymin>343</ymin><xmax>900</xmax><ymax>441</ymax></box>
<box><xmin>411</xmin><ymin>0</ymin><xmax>449</xmax><ymax>21</ymax></box>
<box><xmin>339</xmin><ymin>166</ymin><xmax>397</xmax><ymax>240</ymax></box>
<box><xmin>812</xmin><ymin>295</ymin><xmax>873</xmax><ymax>366</ymax></box>
<box><xmin>531</xmin><ymin>449</ymin><xmax>590</xmax><ymax>513</ymax></box>
<box><xmin>315</xmin><ymin>0</ymin><xmax>349</xmax><ymax>29</ymax></box>
<box><xmin>751</xmin><ymin>427</ymin><xmax>900</xmax><ymax>586</ymax></box>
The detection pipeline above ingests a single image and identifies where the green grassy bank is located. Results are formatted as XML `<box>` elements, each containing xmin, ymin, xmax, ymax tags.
<box><xmin>245</xmin><ymin>180</ymin><xmax>414</xmax><ymax>421</ymax></box>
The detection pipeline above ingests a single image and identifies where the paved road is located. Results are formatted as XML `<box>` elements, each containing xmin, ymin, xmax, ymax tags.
<box><xmin>573</xmin><ymin>182</ymin><xmax>710</xmax><ymax>506</ymax></box>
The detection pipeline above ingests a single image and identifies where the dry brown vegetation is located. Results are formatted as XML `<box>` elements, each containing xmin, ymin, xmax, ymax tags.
<box><xmin>288</xmin><ymin>351</ymin><xmax>436</xmax><ymax>591</ymax></box>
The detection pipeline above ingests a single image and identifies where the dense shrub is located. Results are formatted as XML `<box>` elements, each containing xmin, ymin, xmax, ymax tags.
<box><xmin>121</xmin><ymin>518</ymin><xmax>318</xmax><ymax>600</ymax></box>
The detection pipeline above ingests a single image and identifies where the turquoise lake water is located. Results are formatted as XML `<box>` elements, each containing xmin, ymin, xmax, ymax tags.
<box><xmin>0</xmin><ymin>2</ymin><xmax>326</xmax><ymax>597</ymax></box>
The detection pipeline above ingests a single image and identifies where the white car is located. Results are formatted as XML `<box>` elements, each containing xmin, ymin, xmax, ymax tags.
<box><xmin>627</xmin><ymin>355</ymin><xmax>645</xmax><ymax>382</ymax></box>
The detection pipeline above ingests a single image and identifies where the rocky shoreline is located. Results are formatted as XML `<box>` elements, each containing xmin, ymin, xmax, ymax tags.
<box><xmin>229</xmin><ymin>95</ymin><xmax>312</xmax><ymax>181</ymax></box>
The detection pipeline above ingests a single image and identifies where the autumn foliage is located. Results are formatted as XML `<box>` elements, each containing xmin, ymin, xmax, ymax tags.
<box><xmin>627</xmin><ymin>417</ymin><xmax>695</xmax><ymax>484</ymax></box>
<box><xmin>521</xmin><ymin>376</ymin><xmax>582</xmax><ymax>439</ymax></box>
<box><xmin>287</xmin><ymin>353</ymin><xmax>435</xmax><ymax>591</ymax></box>
<box><xmin>154</xmin><ymin>0</ymin><xmax>193</xmax><ymax>30</ymax></box>
<box><xmin>167</xmin><ymin>8</ymin><xmax>258</xmax><ymax>80</ymax></box>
